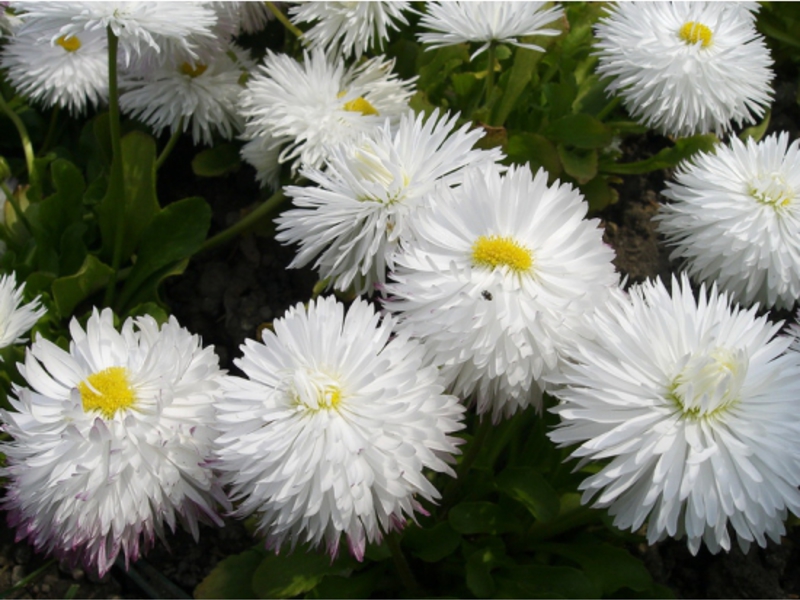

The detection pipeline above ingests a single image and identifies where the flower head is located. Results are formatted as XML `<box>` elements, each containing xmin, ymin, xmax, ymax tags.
<box><xmin>1</xmin><ymin>308</ymin><xmax>228</xmax><ymax>576</ymax></box>
<box><xmin>239</xmin><ymin>49</ymin><xmax>415</xmax><ymax>176</ymax></box>
<box><xmin>290</xmin><ymin>1</ymin><xmax>411</xmax><ymax>59</ymax></box>
<box><xmin>594</xmin><ymin>2</ymin><xmax>773</xmax><ymax>137</ymax></box>
<box><xmin>385</xmin><ymin>163</ymin><xmax>618</xmax><ymax>422</ymax></box>
<box><xmin>277</xmin><ymin>109</ymin><xmax>503</xmax><ymax>296</ymax></box>
<box><xmin>548</xmin><ymin>274</ymin><xmax>800</xmax><ymax>555</ymax></box>
<box><xmin>0</xmin><ymin>273</ymin><xmax>45</xmax><ymax>353</ymax></box>
<box><xmin>417</xmin><ymin>1</ymin><xmax>564</xmax><ymax>59</ymax></box>
<box><xmin>214</xmin><ymin>296</ymin><xmax>464</xmax><ymax>559</ymax></box>
<box><xmin>656</xmin><ymin>132</ymin><xmax>800</xmax><ymax>311</ymax></box>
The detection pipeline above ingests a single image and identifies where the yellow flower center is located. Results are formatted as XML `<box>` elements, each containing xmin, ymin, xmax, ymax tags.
<box><xmin>339</xmin><ymin>91</ymin><xmax>379</xmax><ymax>116</ymax></box>
<box><xmin>679</xmin><ymin>21</ymin><xmax>713</xmax><ymax>48</ymax></box>
<box><xmin>56</xmin><ymin>35</ymin><xmax>82</xmax><ymax>53</ymax></box>
<box><xmin>668</xmin><ymin>348</ymin><xmax>745</xmax><ymax>420</ymax></box>
<box><xmin>79</xmin><ymin>367</ymin><xmax>137</xmax><ymax>419</ymax></box>
<box><xmin>289</xmin><ymin>369</ymin><xmax>345</xmax><ymax>413</ymax></box>
<box><xmin>180</xmin><ymin>62</ymin><xmax>208</xmax><ymax>78</ymax></box>
<box><xmin>471</xmin><ymin>235</ymin><xmax>533</xmax><ymax>273</ymax></box>
<box><xmin>749</xmin><ymin>173</ymin><xmax>794</xmax><ymax>209</ymax></box>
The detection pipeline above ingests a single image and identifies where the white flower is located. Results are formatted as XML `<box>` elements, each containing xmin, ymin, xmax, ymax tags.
<box><xmin>385</xmin><ymin>163</ymin><xmax>618</xmax><ymax>422</ymax></box>
<box><xmin>120</xmin><ymin>43</ymin><xmax>253</xmax><ymax>146</ymax></box>
<box><xmin>594</xmin><ymin>2</ymin><xmax>774</xmax><ymax>137</ymax></box>
<box><xmin>1</xmin><ymin>26</ymin><xmax>107</xmax><ymax>115</ymax></box>
<box><xmin>0</xmin><ymin>273</ymin><xmax>45</xmax><ymax>353</ymax></box>
<box><xmin>277</xmin><ymin>109</ymin><xmax>503</xmax><ymax>296</ymax></box>
<box><xmin>240</xmin><ymin>132</ymin><xmax>282</xmax><ymax>191</ymax></box>
<box><xmin>547</xmin><ymin>274</ymin><xmax>800</xmax><ymax>555</ymax></box>
<box><xmin>417</xmin><ymin>1</ymin><xmax>564</xmax><ymax>59</ymax></box>
<box><xmin>290</xmin><ymin>1</ymin><xmax>411</xmax><ymax>59</ymax></box>
<box><xmin>14</xmin><ymin>1</ymin><xmax>217</xmax><ymax>66</ymax></box>
<box><xmin>656</xmin><ymin>132</ymin><xmax>800</xmax><ymax>312</ymax></box>
<box><xmin>239</xmin><ymin>49</ymin><xmax>415</xmax><ymax>175</ymax></box>
<box><xmin>0</xmin><ymin>308</ymin><xmax>228</xmax><ymax>576</ymax></box>
<box><xmin>214</xmin><ymin>296</ymin><xmax>464</xmax><ymax>559</ymax></box>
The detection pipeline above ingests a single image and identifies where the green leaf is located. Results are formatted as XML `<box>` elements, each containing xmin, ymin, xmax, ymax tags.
<box><xmin>449</xmin><ymin>502</ymin><xmax>521</xmax><ymax>535</ymax></box>
<box><xmin>309</xmin><ymin>566</ymin><xmax>385</xmax><ymax>599</ymax></box>
<box><xmin>34</xmin><ymin>159</ymin><xmax>85</xmax><ymax>244</ymax></box>
<box><xmin>558</xmin><ymin>146</ymin><xmax>597</xmax><ymax>184</ymax></box>
<box><xmin>492</xmin><ymin>47</ymin><xmax>545</xmax><ymax>126</ymax></box>
<box><xmin>739</xmin><ymin>110</ymin><xmax>771</xmax><ymax>142</ymax></box>
<box><xmin>466</xmin><ymin>550</ymin><xmax>496</xmax><ymax>598</ymax></box>
<box><xmin>117</xmin><ymin>196</ymin><xmax>211</xmax><ymax>311</ymax></box>
<box><xmin>580</xmin><ymin>176</ymin><xmax>619</xmax><ymax>213</ymax></box>
<box><xmin>402</xmin><ymin>522</ymin><xmax>461</xmax><ymax>563</ymax></box>
<box><xmin>543</xmin><ymin>82</ymin><xmax>578</xmax><ymax>121</ymax></box>
<box><xmin>496</xmin><ymin>467</ymin><xmax>560</xmax><ymax>523</ymax></box>
<box><xmin>251</xmin><ymin>548</ymin><xmax>339</xmax><ymax>599</ymax></box>
<box><xmin>124</xmin><ymin>301</ymin><xmax>170</xmax><ymax>325</ymax></box>
<box><xmin>601</xmin><ymin>134</ymin><xmax>718</xmax><ymax>175</ymax></box>
<box><xmin>194</xmin><ymin>547</ymin><xmax>265</xmax><ymax>599</ymax></box>
<box><xmin>192</xmin><ymin>143</ymin><xmax>242</xmax><ymax>177</ymax></box>
<box><xmin>495</xmin><ymin>565</ymin><xmax>598</xmax><ymax>599</ymax></box>
<box><xmin>545</xmin><ymin>114</ymin><xmax>613</xmax><ymax>149</ymax></box>
<box><xmin>52</xmin><ymin>254</ymin><xmax>114</xmax><ymax>318</ymax></box>
<box><xmin>506</xmin><ymin>132</ymin><xmax>562</xmax><ymax>178</ymax></box>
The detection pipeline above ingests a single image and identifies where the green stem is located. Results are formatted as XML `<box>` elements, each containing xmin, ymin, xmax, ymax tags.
<box><xmin>0</xmin><ymin>92</ymin><xmax>37</xmax><ymax>189</ymax></box>
<box><xmin>439</xmin><ymin>415</ymin><xmax>493</xmax><ymax>514</ymax></box>
<box><xmin>484</xmin><ymin>43</ymin><xmax>497</xmax><ymax>116</ymax></box>
<box><xmin>1</xmin><ymin>181</ymin><xmax>33</xmax><ymax>235</ymax></box>
<box><xmin>596</xmin><ymin>96</ymin><xmax>621</xmax><ymax>122</ymax></box>
<box><xmin>266</xmin><ymin>1</ymin><xmax>305</xmax><ymax>39</ymax></box>
<box><xmin>39</xmin><ymin>105</ymin><xmax>61</xmax><ymax>156</ymax></box>
<box><xmin>155</xmin><ymin>117</ymin><xmax>184</xmax><ymax>171</ymax></box>
<box><xmin>200</xmin><ymin>188</ymin><xmax>286</xmax><ymax>254</ymax></box>
<box><xmin>386</xmin><ymin>531</ymin><xmax>424</xmax><ymax>597</ymax></box>
<box><xmin>103</xmin><ymin>28</ymin><xmax>126</xmax><ymax>308</ymax></box>
<box><xmin>0</xmin><ymin>559</ymin><xmax>56</xmax><ymax>599</ymax></box>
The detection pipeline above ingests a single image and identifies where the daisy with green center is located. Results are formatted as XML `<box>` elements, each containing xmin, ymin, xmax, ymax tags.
<box><xmin>277</xmin><ymin>109</ymin><xmax>503</xmax><ymax>296</ymax></box>
<box><xmin>0</xmin><ymin>308</ymin><xmax>228</xmax><ymax>576</ymax></box>
<box><xmin>594</xmin><ymin>2</ymin><xmax>773</xmax><ymax>137</ymax></box>
<box><xmin>548</xmin><ymin>274</ymin><xmax>800</xmax><ymax>555</ymax></box>
<box><xmin>656</xmin><ymin>132</ymin><xmax>800</xmax><ymax>311</ymax></box>
<box><xmin>0</xmin><ymin>273</ymin><xmax>45</xmax><ymax>354</ymax></box>
<box><xmin>215</xmin><ymin>296</ymin><xmax>464</xmax><ymax>560</ymax></box>
<box><xmin>385</xmin><ymin>163</ymin><xmax>618</xmax><ymax>422</ymax></box>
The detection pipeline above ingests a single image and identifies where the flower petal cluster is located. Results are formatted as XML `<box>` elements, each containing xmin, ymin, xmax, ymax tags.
<box><xmin>214</xmin><ymin>296</ymin><xmax>464</xmax><ymax>559</ymax></box>
<box><xmin>290</xmin><ymin>1</ymin><xmax>411</xmax><ymax>59</ymax></box>
<box><xmin>548</xmin><ymin>274</ymin><xmax>800</xmax><ymax>555</ymax></box>
<box><xmin>385</xmin><ymin>163</ymin><xmax>618</xmax><ymax>422</ymax></box>
<box><xmin>0</xmin><ymin>273</ymin><xmax>45</xmax><ymax>353</ymax></box>
<box><xmin>656</xmin><ymin>132</ymin><xmax>800</xmax><ymax>311</ymax></box>
<box><xmin>1</xmin><ymin>308</ymin><xmax>228</xmax><ymax>576</ymax></box>
<box><xmin>239</xmin><ymin>49</ymin><xmax>415</xmax><ymax>180</ymax></box>
<box><xmin>277</xmin><ymin>109</ymin><xmax>503</xmax><ymax>296</ymax></box>
<box><xmin>417</xmin><ymin>1</ymin><xmax>564</xmax><ymax>59</ymax></box>
<box><xmin>594</xmin><ymin>2</ymin><xmax>773</xmax><ymax>137</ymax></box>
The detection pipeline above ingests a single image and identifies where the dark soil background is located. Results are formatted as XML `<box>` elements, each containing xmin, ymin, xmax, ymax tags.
<box><xmin>3</xmin><ymin>63</ymin><xmax>800</xmax><ymax>600</ymax></box>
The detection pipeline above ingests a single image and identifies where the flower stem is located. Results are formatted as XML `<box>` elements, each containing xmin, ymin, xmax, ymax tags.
<box><xmin>439</xmin><ymin>415</ymin><xmax>493</xmax><ymax>514</ymax></box>
<box><xmin>484</xmin><ymin>42</ymin><xmax>497</xmax><ymax>112</ymax></box>
<box><xmin>200</xmin><ymin>188</ymin><xmax>286</xmax><ymax>254</ymax></box>
<box><xmin>155</xmin><ymin>117</ymin><xmax>184</xmax><ymax>171</ymax></box>
<box><xmin>596</xmin><ymin>96</ymin><xmax>621</xmax><ymax>122</ymax></box>
<box><xmin>39</xmin><ymin>105</ymin><xmax>62</xmax><ymax>156</ymax></box>
<box><xmin>266</xmin><ymin>1</ymin><xmax>305</xmax><ymax>39</ymax></box>
<box><xmin>386</xmin><ymin>531</ymin><xmax>424</xmax><ymax>597</ymax></box>
<box><xmin>0</xmin><ymin>92</ymin><xmax>38</xmax><ymax>190</ymax></box>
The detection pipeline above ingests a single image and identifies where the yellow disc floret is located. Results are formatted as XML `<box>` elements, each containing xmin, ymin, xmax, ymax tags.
<box><xmin>679</xmin><ymin>21</ymin><xmax>713</xmax><ymax>48</ymax></box>
<box><xmin>79</xmin><ymin>367</ymin><xmax>137</xmax><ymax>419</ymax></box>
<box><xmin>471</xmin><ymin>235</ymin><xmax>533</xmax><ymax>273</ymax></box>
<box><xmin>180</xmin><ymin>62</ymin><xmax>208</xmax><ymax>78</ymax></box>
<box><xmin>56</xmin><ymin>35</ymin><xmax>82</xmax><ymax>53</ymax></box>
<box><xmin>342</xmin><ymin>96</ymin><xmax>379</xmax><ymax>116</ymax></box>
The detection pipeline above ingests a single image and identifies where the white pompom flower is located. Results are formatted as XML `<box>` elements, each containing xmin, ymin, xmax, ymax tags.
<box><xmin>385</xmin><ymin>163</ymin><xmax>618</xmax><ymax>422</ymax></box>
<box><xmin>417</xmin><ymin>1</ymin><xmax>564</xmax><ymax>59</ymax></box>
<box><xmin>0</xmin><ymin>308</ymin><xmax>229</xmax><ymax>576</ymax></box>
<box><xmin>215</xmin><ymin>296</ymin><xmax>465</xmax><ymax>560</ymax></box>
<box><xmin>594</xmin><ymin>2</ymin><xmax>773</xmax><ymax>137</ymax></box>
<box><xmin>277</xmin><ymin>109</ymin><xmax>503</xmax><ymax>296</ymax></box>
<box><xmin>656</xmin><ymin>132</ymin><xmax>800</xmax><ymax>311</ymax></box>
<box><xmin>239</xmin><ymin>49</ymin><xmax>415</xmax><ymax>176</ymax></box>
<box><xmin>290</xmin><ymin>1</ymin><xmax>411</xmax><ymax>59</ymax></box>
<box><xmin>548</xmin><ymin>274</ymin><xmax>800</xmax><ymax>555</ymax></box>
<box><xmin>0</xmin><ymin>273</ymin><xmax>46</xmax><ymax>353</ymax></box>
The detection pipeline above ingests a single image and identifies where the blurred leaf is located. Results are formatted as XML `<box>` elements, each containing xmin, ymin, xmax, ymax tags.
<box><xmin>601</xmin><ymin>134</ymin><xmax>718</xmax><ymax>175</ymax></box>
<box><xmin>402</xmin><ymin>522</ymin><xmax>461</xmax><ymax>563</ymax></box>
<box><xmin>251</xmin><ymin>548</ymin><xmax>343</xmax><ymax>599</ymax></box>
<box><xmin>52</xmin><ymin>254</ymin><xmax>113</xmax><ymax>318</ymax></box>
<box><xmin>580</xmin><ymin>176</ymin><xmax>619</xmax><ymax>213</ymax></box>
<box><xmin>309</xmin><ymin>566</ymin><xmax>385</xmax><ymax>599</ymax></box>
<box><xmin>194</xmin><ymin>547</ymin><xmax>265</xmax><ymax>599</ymax></box>
<box><xmin>545</xmin><ymin>114</ymin><xmax>613</xmax><ymax>149</ymax></box>
<box><xmin>449</xmin><ymin>502</ymin><xmax>521</xmax><ymax>535</ymax></box>
<box><xmin>506</xmin><ymin>133</ymin><xmax>562</xmax><ymax>178</ymax></box>
<box><xmin>466</xmin><ymin>550</ymin><xmax>496</xmax><ymax>598</ymax></box>
<box><xmin>192</xmin><ymin>143</ymin><xmax>242</xmax><ymax>178</ymax></box>
<box><xmin>495</xmin><ymin>565</ymin><xmax>598</xmax><ymax>599</ymax></box>
<box><xmin>496</xmin><ymin>467</ymin><xmax>560</xmax><ymax>523</ymax></box>
<box><xmin>739</xmin><ymin>110</ymin><xmax>771</xmax><ymax>142</ymax></box>
<box><xmin>558</xmin><ymin>146</ymin><xmax>597</xmax><ymax>183</ymax></box>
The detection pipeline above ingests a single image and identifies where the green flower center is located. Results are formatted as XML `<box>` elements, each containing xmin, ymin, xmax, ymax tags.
<box><xmin>79</xmin><ymin>367</ymin><xmax>137</xmax><ymax>419</ymax></box>
<box><xmin>749</xmin><ymin>173</ymin><xmax>794</xmax><ymax>209</ymax></box>
<box><xmin>471</xmin><ymin>235</ymin><xmax>533</xmax><ymax>273</ymax></box>
<box><xmin>679</xmin><ymin>21</ymin><xmax>713</xmax><ymax>48</ymax></box>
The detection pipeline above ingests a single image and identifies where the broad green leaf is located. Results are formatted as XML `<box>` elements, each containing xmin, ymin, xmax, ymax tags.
<box><xmin>506</xmin><ymin>133</ymin><xmax>562</xmax><ymax>179</ymax></box>
<box><xmin>466</xmin><ymin>550</ymin><xmax>496</xmax><ymax>598</ymax></box>
<box><xmin>545</xmin><ymin>114</ymin><xmax>613</xmax><ymax>149</ymax></box>
<box><xmin>58</xmin><ymin>222</ymin><xmax>88</xmax><ymax>276</ymax></box>
<box><xmin>251</xmin><ymin>548</ymin><xmax>338</xmax><ymax>599</ymax></box>
<box><xmin>192</xmin><ymin>143</ymin><xmax>242</xmax><ymax>178</ymax></box>
<box><xmin>543</xmin><ymin>82</ymin><xmax>578</xmax><ymax>121</ymax></box>
<box><xmin>558</xmin><ymin>146</ymin><xmax>597</xmax><ymax>184</ymax></box>
<box><xmin>34</xmin><ymin>159</ymin><xmax>85</xmax><ymax>243</ymax></box>
<box><xmin>580</xmin><ymin>176</ymin><xmax>619</xmax><ymax>213</ymax></box>
<box><xmin>739</xmin><ymin>110</ymin><xmax>771</xmax><ymax>142</ymax></box>
<box><xmin>601</xmin><ymin>134</ymin><xmax>718</xmax><ymax>175</ymax></box>
<box><xmin>495</xmin><ymin>565</ymin><xmax>598</xmax><ymax>599</ymax></box>
<box><xmin>492</xmin><ymin>47</ymin><xmax>545</xmax><ymax>126</ymax></box>
<box><xmin>402</xmin><ymin>522</ymin><xmax>461</xmax><ymax>563</ymax></box>
<box><xmin>52</xmin><ymin>254</ymin><xmax>113</xmax><ymax>318</ymax></box>
<box><xmin>496</xmin><ymin>467</ymin><xmax>560</xmax><ymax>523</ymax></box>
<box><xmin>194</xmin><ymin>547</ymin><xmax>265</xmax><ymax>599</ymax></box>
<box><xmin>449</xmin><ymin>502</ymin><xmax>521</xmax><ymax>535</ymax></box>
<box><xmin>309</xmin><ymin>566</ymin><xmax>385</xmax><ymax>599</ymax></box>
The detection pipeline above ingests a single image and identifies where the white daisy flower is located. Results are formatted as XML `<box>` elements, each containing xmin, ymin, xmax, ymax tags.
<box><xmin>1</xmin><ymin>26</ymin><xmax>107</xmax><ymax>115</ymax></box>
<box><xmin>385</xmin><ymin>163</ymin><xmax>618</xmax><ymax>422</ymax></box>
<box><xmin>14</xmin><ymin>1</ymin><xmax>217</xmax><ymax>66</ymax></box>
<box><xmin>120</xmin><ymin>43</ymin><xmax>253</xmax><ymax>146</ymax></box>
<box><xmin>277</xmin><ymin>109</ymin><xmax>503</xmax><ymax>296</ymax></box>
<box><xmin>656</xmin><ymin>132</ymin><xmax>800</xmax><ymax>312</ymax></box>
<box><xmin>0</xmin><ymin>308</ymin><xmax>228</xmax><ymax>576</ymax></box>
<box><xmin>240</xmin><ymin>132</ymin><xmax>283</xmax><ymax>191</ymax></box>
<box><xmin>215</xmin><ymin>296</ymin><xmax>464</xmax><ymax>560</ymax></box>
<box><xmin>0</xmin><ymin>273</ymin><xmax>45</xmax><ymax>353</ymax></box>
<box><xmin>417</xmin><ymin>1</ymin><xmax>564</xmax><ymax>59</ymax></box>
<box><xmin>594</xmin><ymin>2</ymin><xmax>774</xmax><ymax>137</ymax></box>
<box><xmin>239</xmin><ymin>49</ymin><xmax>415</xmax><ymax>175</ymax></box>
<box><xmin>548</xmin><ymin>274</ymin><xmax>800</xmax><ymax>555</ymax></box>
<box><xmin>290</xmin><ymin>1</ymin><xmax>411</xmax><ymax>59</ymax></box>
<box><xmin>237</xmin><ymin>1</ymin><xmax>274</xmax><ymax>35</ymax></box>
